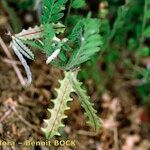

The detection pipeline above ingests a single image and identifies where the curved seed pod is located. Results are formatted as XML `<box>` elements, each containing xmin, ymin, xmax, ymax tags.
<box><xmin>15</xmin><ymin>23</ymin><xmax>65</xmax><ymax>41</ymax></box>
<box><xmin>13</xmin><ymin>38</ymin><xmax>34</xmax><ymax>60</ymax></box>
<box><xmin>15</xmin><ymin>25</ymin><xmax>43</xmax><ymax>40</ymax></box>
<box><xmin>11</xmin><ymin>39</ymin><xmax>32</xmax><ymax>85</ymax></box>
<box><xmin>41</xmin><ymin>71</ymin><xmax>75</xmax><ymax>139</ymax></box>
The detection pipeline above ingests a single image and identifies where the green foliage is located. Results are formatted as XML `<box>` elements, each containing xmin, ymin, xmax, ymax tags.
<box><xmin>66</xmin><ymin>19</ymin><xmax>102</xmax><ymax>70</ymax></box>
<box><xmin>43</xmin><ymin>23</ymin><xmax>55</xmax><ymax>54</ymax></box>
<box><xmin>138</xmin><ymin>47</ymin><xmax>150</xmax><ymax>57</ymax></box>
<box><xmin>8</xmin><ymin>0</ymin><xmax>150</xmax><ymax>140</ymax></box>
<box><xmin>72</xmin><ymin>0</ymin><xmax>86</xmax><ymax>9</ymax></box>
<box><xmin>68</xmin><ymin>20</ymin><xmax>84</xmax><ymax>43</ymax></box>
<box><xmin>143</xmin><ymin>26</ymin><xmax>150</xmax><ymax>38</ymax></box>
<box><xmin>23</xmin><ymin>40</ymin><xmax>45</xmax><ymax>53</ymax></box>
<box><xmin>10</xmin><ymin>0</ymin><xmax>34</xmax><ymax>10</ymax></box>
<box><xmin>77</xmin><ymin>0</ymin><xmax>150</xmax><ymax>102</ymax></box>
<box><xmin>10</xmin><ymin>0</ymin><xmax>102</xmax><ymax>138</ymax></box>
<box><xmin>136</xmin><ymin>68</ymin><xmax>150</xmax><ymax>105</ymax></box>
<box><xmin>41</xmin><ymin>0</ymin><xmax>68</xmax><ymax>23</ymax></box>
<box><xmin>1</xmin><ymin>0</ymin><xmax>22</xmax><ymax>32</ymax></box>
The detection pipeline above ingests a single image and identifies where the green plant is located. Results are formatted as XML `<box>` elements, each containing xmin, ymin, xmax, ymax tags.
<box><xmin>80</xmin><ymin>0</ymin><xmax>150</xmax><ymax>103</ymax></box>
<box><xmin>9</xmin><ymin>0</ymin><xmax>102</xmax><ymax>138</ymax></box>
<box><xmin>1</xmin><ymin>0</ymin><xmax>22</xmax><ymax>32</ymax></box>
<box><xmin>135</xmin><ymin>0</ymin><xmax>150</xmax><ymax>105</ymax></box>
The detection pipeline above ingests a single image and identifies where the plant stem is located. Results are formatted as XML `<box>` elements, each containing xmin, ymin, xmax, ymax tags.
<box><xmin>139</xmin><ymin>0</ymin><xmax>147</xmax><ymax>48</ymax></box>
<box><xmin>65</xmin><ymin>0</ymin><xmax>72</xmax><ymax>25</ymax></box>
<box><xmin>135</xmin><ymin>0</ymin><xmax>147</xmax><ymax>65</ymax></box>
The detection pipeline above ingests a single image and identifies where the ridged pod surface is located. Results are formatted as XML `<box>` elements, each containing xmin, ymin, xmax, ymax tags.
<box><xmin>41</xmin><ymin>71</ymin><xmax>75</xmax><ymax>138</ymax></box>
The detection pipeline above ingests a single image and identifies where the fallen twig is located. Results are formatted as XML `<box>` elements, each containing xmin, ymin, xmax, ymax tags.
<box><xmin>0</xmin><ymin>36</ymin><xmax>26</xmax><ymax>86</ymax></box>
<box><xmin>1</xmin><ymin>57</ymin><xmax>21</xmax><ymax>65</ymax></box>
<box><xmin>0</xmin><ymin>109</ymin><xmax>12</xmax><ymax>123</ymax></box>
<box><xmin>10</xmin><ymin>106</ymin><xmax>42</xmax><ymax>134</ymax></box>
<box><xmin>77</xmin><ymin>130</ymin><xmax>97</xmax><ymax>137</ymax></box>
<box><xmin>113</xmin><ymin>127</ymin><xmax>119</xmax><ymax>150</ymax></box>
